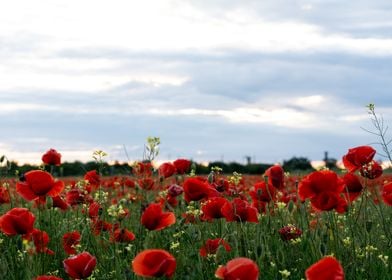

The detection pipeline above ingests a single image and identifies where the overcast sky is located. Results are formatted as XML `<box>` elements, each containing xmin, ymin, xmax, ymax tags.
<box><xmin>1</xmin><ymin>0</ymin><xmax>392</xmax><ymax>165</ymax></box>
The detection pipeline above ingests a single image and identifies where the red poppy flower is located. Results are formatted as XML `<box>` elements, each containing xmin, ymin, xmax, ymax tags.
<box><xmin>278</xmin><ymin>225</ymin><xmax>302</xmax><ymax>241</ymax></box>
<box><xmin>173</xmin><ymin>158</ymin><xmax>191</xmax><ymax>174</ymax></box>
<box><xmin>359</xmin><ymin>160</ymin><xmax>383</xmax><ymax>179</ymax></box>
<box><xmin>265</xmin><ymin>165</ymin><xmax>285</xmax><ymax>189</ymax></box>
<box><xmin>110</xmin><ymin>228</ymin><xmax>135</xmax><ymax>243</ymax></box>
<box><xmin>167</xmin><ymin>184</ymin><xmax>183</xmax><ymax>197</ymax></box>
<box><xmin>342</xmin><ymin>145</ymin><xmax>376</xmax><ymax>172</ymax></box>
<box><xmin>0</xmin><ymin>207</ymin><xmax>35</xmax><ymax>236</ymax></box>
<box><xmin>84</xmin><ymin>170</ymin><xmax>100</xmax><ymax>188</ymax></box>
<box><xmin>201</xmin><ymin>197</ymin><xmax>229</xmax><ymax>221</ymax></box>
<box><xmin>298</xmin><ymin>170</ymin><xmax>345</xmax><ymax>201</ymax></box>
<box><xmin>0</xmin><ymin>185</ymin><xmax>10</xmax><ymax>204</ymax></box>
<box><xmin>16</xmin><ymin>170</ymin><xmax>64</xmax><ymax>201</ymax></box>
<box><xmin>88</xmin><ymin>202</ymin><xmax>102</xmax><ymax>220</ymax></box>
<box><xmin>199</xmin><ymin>238</ymin><xmax>231</xmax><ymax>257</ymax></box>
<box><xmin>138</xmin><ymin>178</ymin><xmax>155</xmax><ymax>190</ymax></box>
<box><xmin>132</xmin><ymin>249</ymin><xmax>176</xmax><ymax>278</ymax></box>
<box><xmin>30</xmin><ymin>228</ymin><xmax>54</xmax><ymax>255</ymax></box>
<box><xmin>63</xmin><ymin>251</ymin><xmax>97</xmax><ymax>279</ymax></box>
<box><xmin>42</xmin><ymin>148</ymin><xmax>62</xmax><ymax>166</ymax></box>
<box><xmin>305</xmin><ymin>256</ymin><xmax>344</xmax><ymax>280</ymax></box>
<box><xmin>221</xmin><ymin>198</ymin><xmax>259</xmax><ymax>223</ymax></box>
<box><xmin>249</xmin><ymin>181</ymin><xmax>276</xmax><ymax>203</ymax></box>
<box><xmin>133</xmin><ymin>161</ymin><xmax>153</xmax><ymax>177</ymax></box>
<box><xmin>158</xmin><ymin>162</ymin><xmax>176</xmax><ymax>178</ymax></box>
<box><xmin>52</xmin><ymin>195</ymin><xmax>69</xmax><ymax>210</ymax></box>
<box><xmin>63</xmin><ymin>231</ymin><xmax>81</xmax><ymax>255</ymax></box>
<box><xmin>215</xmin><ymin>257</ymin><xmax>259</xmax><ymax>280</ymax></box>
<box><xmin>141</xmin><ymin>203</ymin><xmax>176</xmax><ymax>231</ymax></box>
<box><xmin>66</xmin><ymin>189</ymin><xmax>87</xmax><ymax>206</ymax></box>
<box><xmin>91</xmin><ymin>220</ymin><xmax>112</xmax><ymax>236</ymax></box>
<box><xmin>382</xmin><ymin>182</ymin><xmax>392</xmax><ymax>206</ymax></box>
<box><xmin>342</xmin><ymin>173</ymin><xmax>363</xmax><ymax>202</ymax></box>
<box><xmin>34</xmin><ymin>276</ymin><xmax>63</xmax><ymax>280</ymax></box>
<box><xmin>183</xmin><ymin>177</ymin><xmax>219</xmax><ymax>202</ymax></box>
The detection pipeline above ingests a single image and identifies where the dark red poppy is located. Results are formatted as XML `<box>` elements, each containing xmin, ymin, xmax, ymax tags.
<box><xmin>359</xmin><ymin>160</ymin><xmax>383</xmax><ymax>179</ymax></box>
<box><xmin>0</xmin><ymin>207</ymin><xmax>35</xmax><ymax>236</ymax></box>
<box><xmin>183</xmin><ymin>177</ymin><xmax>219</xmax><ymax>202</ymax></box>
<box><xmin>141</xmin><ymin>203</ymin><xmax>176</xmax><ymax>231</ymax></box>
<box><xmin>52</xmin><ymin>195</ymin><xmax>69</xmax><ymax>210</ymax></box>
<box><xmin>173</xmin><ymin>158</ymin><xmax>191</xmax><ymax>174</ymax></box>
<box><xmin>88</xmin><ymin>202</ymin><xmax>102</xmax><ymax>220</ymax></box>
<box><xmin>66</xmin><ymin>189</ymin><xmax>87</xmax><ymax>206</ymax></box>
<box><xmin>278</xmin><ymin>225</ymin><xmax>302</xmax><ymax>241</ymax></box>
<box><xmin>84</xmin><ymin>170</ymin><xmax>100</xmax><ymax>188</ymax></box>
<box><xmin>63</xmin><ymin>251</ymin><xmax>97</xmax><ymax>279</ymax></box>
<box><xmin>221</xmin><ymin>198</ymin><xmax>259</xmax><ymax>223</ymax></box>
<box><xmin>91</xmin><ymin>220</ymin><xmax>112</xmax><ymax>236</ymax></box>
<box><xmin>382</xmin><ymin>182</ymin><xmax>392</xmax><ymax>206</ymax></box>
<box><xmin>305</xmin><ymin>256</ymin><xmax>344</xmax><ymax>280</ymax></box>
<box><xmin>110</xmin><ymin>228</ymin><xmax>135</xmax><ymax>243</ymax></box>
<box><xmin>63</xmin><ymin>231</ymin><xmax>81</xmax><ymax>255</ymax></box>
<box><xmin>30</xmin><ymin>228</ymin><xmax>54</xmax><ymax>255</ymax></box>
<box><xmin>132</xmin><ymin>249</ymin><xmax>176</xmax><ymax>278</ymax></box>
<box><xmin>158</xmin><ymin>162</ymin><xmax>176</xmax><ymax>178</ymax></box>
<box><xmin>16</xmin><ymin>170</ymin><xmax>64</xmax><ymax>201</ymax></box>
<box><xmin>342</xmin><ymin>173</ymin><xmax>363</xmax><ymax>202</ymax></box>
<box><xmin>298</xmin><ymin>170</ymin><xmax>345</xmax><ymax>201</ymax></box>
<box><xmin>42</xmin><ymin>148</ymin><xmax>61</xmax><ymax>166</ymax></box>
<box><xmin>201</xmin><ymin>197</ymin><xmax>229</xmax><ymax>221</ymax></box>
<box><xmin>138</xmin><ymin>178</ymin><xmax>155</xmax><ymax>190</ymax></box>
<box><xmin>34</xmin><ymin>276</ymin><xmax>63</xmax><ymax>280</ymax></box>
<box><xmin>0</xmin><ymin>185</ymin><xmax>10</xmax><ymax>204</ymax></box>
<box><xmin>199</xmin><ymin>238</ymin><xmax>231</xmax><ymax>257</ymax></box>
<box><xmin>215</xmin><ymin>257</ymin><xmax>259</xmax><ymax>280</ymax></box>
<box><xmin>265</xmin><ymin>165</ymin><xmax>285</xmax><ymax>189</ymax></box>
<box><xmin>342</xmin><ymin>145</ymin><xmax>376</xmax><ymax>172</ymax></box>
<box><xmin>249</xmin><ymin>181</ymin><xmax>276</xmax><ymax>203</ymax></box>
<box><xmin>133</xmin><ymin>161</ymin><xmax>153</xmax><ymax>177</ymax></box>
<box><xmin>167</xmin><ymin>184</ymin><xmax>183</xmax><ymax>197</ymax></box>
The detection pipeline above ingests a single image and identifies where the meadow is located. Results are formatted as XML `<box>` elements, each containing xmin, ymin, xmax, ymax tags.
<box><xmin>0</xmin><ymin>106</ymin><xmax>391</xmax><ymax>280</ymax></box>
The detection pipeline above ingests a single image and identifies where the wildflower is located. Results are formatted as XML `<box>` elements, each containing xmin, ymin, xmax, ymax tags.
<box><xmin>0</xmin><ymin>208</ymin><xmax>35</xmax><ymax>236</ymax></box>
<box><xmin>305</xmin><ymin>256</ymin><xmax>344</xmax><ymax>280</ymax></box>
<box><xmin>342</xmin><ymin>173</ymin><xmax>363</xmax><ymax>202</ymax></box>
<box><xmin>183</xmin><ymin>177</ymin><xmax>219</xmax><ymax>203</ymax></box>
<box><xmin>173</xmin><ymin>158</ymin><xmax>192</xmax><ymax>174</ymax></box>
<box><xmin>201</xmin><ymin>197</ymin><xmax>229</xmax><ymax>221</ymax></box>
<box><xmin>63</xmin><ymin>231</ymin><xmax>81</xmax><ymax>255</ymax></box>
<box><xmin>278</xmin><ymin>225</ymin><xmax>302</xmax><ymax>241</ymax></box>
<box><xmin>141</xmin><ymin>203</ymin><xmax>176</xmax><ymax>231</ymax></box>
<box><xmin>42</xmin><ymin>148</ymin><xmax>61</xmax><ymax>166</ymax></box>
<box><xmin>199</xmin><ymin>238</ymin><xmax>231</xmax><ymax>257</ymax></box>
<box><xmin>221</xmin><ymin>198</ymin><xmax>259</xmax><ymax>223</ymax></box>
<box><xmin>215</xmin><ymin>257</ymin><xmax>259</xmax><ymax>280</ymax></box>
<box><xmin>265</xmin><ymin>165</ymin><xmax>285</xmax><ymax>189</ymax></box>
<box><xmin>34</xmin><ymin>276</ymin><xmax>63</xmax><ymax>280</ymax></box>
<box><xmin>84</xmin><ymin>170</ymin><xmax>100</xmax><ymax>188</ymax></box>
<box><xmin>16</xmin><ymin>170</ymin><xmax>64</xmax><ymax>201</ymax></box>
<box><xmin>342</xmin><ymin>145</ymin><xmax>376</xmax><ymax>172</ymax></box>
<box><xmin>63</xmin><ymin>251</ymin><xmax>97</xmax><ymax>279</ymax></box>
<box><xmin>381</xmin><ymin>181</ymin><xmax>392</xmax><ymax>206</ymax></box>
<box><xmin>110</xmin><ymin>228</ymin><xmax>135</xmax><ymax>243</ymax></box>
<box><xmin>158</xmin><ymin>162</ymin><xmax>176</xmax><ymax>178</ymax></box>
<box><xmin>132</xmin><ymin>249</ymin><xmax>176</xmax><ymax>278</ymax></box>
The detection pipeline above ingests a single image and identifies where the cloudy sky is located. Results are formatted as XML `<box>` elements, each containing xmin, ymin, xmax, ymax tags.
<box><xmin>1</xmin><ymin>0</ymin><xmax>392</xmax><ymax>165</ymax></box>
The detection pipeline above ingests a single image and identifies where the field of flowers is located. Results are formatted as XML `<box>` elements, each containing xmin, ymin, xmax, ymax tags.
<box><xmin>0</xmin><ymin>106</ymin><xmax>392</xmax><ymax>280</ymax></box>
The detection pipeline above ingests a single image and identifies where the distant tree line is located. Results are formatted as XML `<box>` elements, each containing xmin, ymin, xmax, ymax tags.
<box><xmin>0</xmin><ymin>156</ymin><xmax>321</xmax><ymax>177</ymax></box>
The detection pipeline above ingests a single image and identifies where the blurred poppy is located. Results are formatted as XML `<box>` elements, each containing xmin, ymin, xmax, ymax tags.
<box><xmin>63</xmin><ymin>231</ymin><xmax>81</xmax><ymax>255</ymax></box>
<box><xmin>382</xmin><ymin>182</ymin><xmax>392</xmax><ymax>206</ymax></box>
<box><xmin>63</xmin><ymin>251</ymin><xmax>97</xmax><ymax>279</ymax></box>
<box><xmin>141</xmin><ymin>203</ymin><xmax>175</xmax><ymax>231</ymax></box>
<box><xmin>249</xmin><ymin>181</ymin><xmax>276</xmax><ymax>203</ymax></box>
<box><xmin>342</xmin><ymin>145</ymin><xmax>375</xmax><ymax>172</ymax></box>
<box><xmin>158</xmin><ymin>162</ymin><xmax>176</xmax><ymax>178</ymax></box>
<box><xmin>16</xmin><ymin>170</ymin><xmax>64</xmax><ymax>201</ymax></box>
<box><xmin>305</xmin><ymin>256</ymin><xmax>344</xmax><ymax>280</ymax></box>
<box><xmin>221</xmin><ymin>198</ymin><xmax>259</xmax><ymax>223</ymax></box>
<box><xmin>84</xmin><ymin>170</ymin><xmax>100</xmax><ymax>188</ymax></box>
<box><xmin>342</xmin><ymin>173</ymin><xmax>363</xmax><ymax>202</ymax></box>
<box><xmin>265</xmin><ymin>165</ymin><xmax>285</xmax><ymax>189</ymax></box>
<box><xmin>42</xmin><ymin>148</ymin><xmax>61</xmax><ymax>166</ymax></box>
<box><xmin>34</xmin><ymin>276</ymin><xmax>63</xmax><ymax>280</ymax></box>
<box><xmin>30</xmin><ymin>228</ymin><xmax>54</xmax><ymax>255</ymax></box>
<box><xmin>173</xmin><ymin>158</ymin><xmax>191</xmax><ymax>174</ymax></box>
<box><xmin>278</xmin><ymin>225</ymin><xmax>302</xmax><ymax>241</ymax></box>
<box><xmin>0</xmin><ymin>185</ymin><xmax>10</xmax><ymax>204</ymax></box>
<box><xmin>132</xmin><ymin>249</ymin><xmax>176</xmax><ymax>278</ymax></box>
<box><xmin>201</xmin><ymin>197</ymin><xmax>229</xmax><ymax>221</ymax></box>
<box><xmin>215</xmin><ymin>257</ymin><xmax>259</xmax><ymax>280</ymax></box>
<box><xmin>0</xmin><ymin>207</ymin><xmax>35</xmax><ymax>236</ymax></box>
<box><xmin>359</xmin><ymin>160</ymin><xmax>383</xmax><ymax>179</ymax></box>
<box><xmin>199</xmin><ymin>238</ymin><xmax>231</xmax><ymax>257</ymax></box>
<box><xmin>183</xmin><ymin>177</ymin><xmax>219</xmax><ymax>203</ymax></box>
<box><xmin>110</xmin><ymin>228</ymin><xmax>135</xmax><ymax>243</ymax></box>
